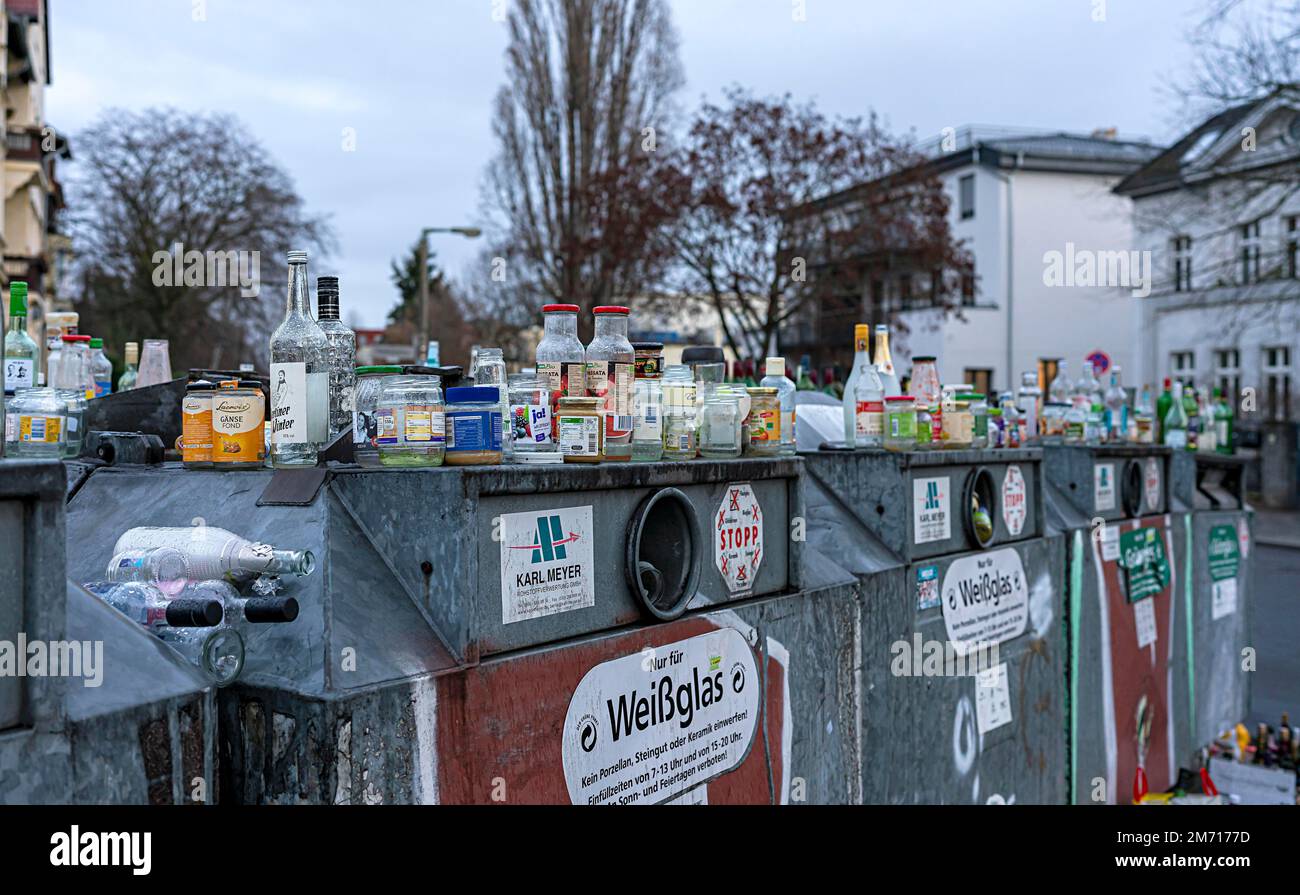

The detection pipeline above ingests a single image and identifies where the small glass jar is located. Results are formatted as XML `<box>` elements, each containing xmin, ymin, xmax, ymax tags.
<box><xmin>960</xmin><ymin>392</ymin><xmax>988</xmax><ymax>449</ymax></box>
<box><xmin>661</xmin><ymin>365</ymin><xmax>697</xmax><ymax>460</ymax></box>
<box><xmin>1085</xmin><ymin>402</ymin><xmax>1105</xmax><ymax>445</ymax></box>
<box><xmin>444</xmin><ymin>385</ymin><xmax>501</xmax><ymax>465</ymax></box>
<box><xmin>58</xmin><ymin>389</ymin><xmax>85</xmax><ymax>459</ymax></box>
<box><xmin>508</xmin><ymin>372</ymin><xmax>555</xmax><ymax>455</ymax></box>
<box><xmin>376</xmin><ymin>374</ymin><xmax>445</xmax><ymax>467</ymax></box>
<box><xmin>1063</xmin><ymin>403</ymin><xmax>1087</xmax><ymax>444</ymax></box>
<box><xmin>470</xmin><ymin>348</ymin><xmax>510</xmax><ymax>457</ymax></box>
<box><xmin>8</xmin><ymin>387</ymin><xmax>66</xmax><ymax>458</ymax></box>
<box><xmin>941</xmin><ymin>397</ymin><xmax>973</xmax><ymax>449</ymax></box>
<box><xmin>632</xmin><ymin>376</ymin><xmax>664</xmax><ymax>464</ymax></box>
<box><xmin>700</xmin><ymin>383</ymin><xmax>746</xmax><ymax>459</ymax></box>
<box><xmin>909</xmin><ymin>356</ymin><xmax>941</xmax><ymax>407</ymax></box>
<box><xmin>181</xmin><ymin>380</ymin><xmax>216</xmax><ymax>469</ymax></box>
<box><xmin>1041</xmin><ymin>402</ymin><xmax>1070</xmax><ymax>443</ymax></box>
<box><xmin>884</xmin><ymin>396</ymin><xmax>917</xmax><ymax>452</ymax></box>
<box><xmin>352</xmin><ymin>366</ymin><xmax>401</xmax><ymax>468</ymax></box>
<box><xmin>915</xmin><ymin>404</ymin><xmax>935</xmax><ymax>450</ymax></box>
<box><xmin>557</xmin><ymin>396</ymin><xmax>604</xmax><ymax>463</ymax></box>
<box><xmin>211</xmin><ymin>380</ymin><xmax>266</xmax><ymax>469</ymax></box>
<box><xmin>745</xmin><ymin>387</ymin><xmax>782</xmax><ymax>456</ymax></box>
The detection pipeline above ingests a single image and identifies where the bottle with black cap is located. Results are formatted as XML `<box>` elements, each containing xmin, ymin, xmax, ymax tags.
<box><xmin>315</xmin><ymin>276</ymin><xmax>356</xmax><ymax>441</ymax></box>
<box><xmin>83</xmin><ymin>581</ymin><xmax>223</xmax><ymax>629</ymax></box>
<box><xmin>180</xmin><ymin>579</ymin><xmax>300</xmax><ymax>625</ymax></box>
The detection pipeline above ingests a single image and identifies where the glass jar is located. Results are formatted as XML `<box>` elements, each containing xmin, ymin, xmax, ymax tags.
<box><xmin>557</xmin><ymin>396</ymin><xmax>604</xmax><ymax>463</ymax></box>
<box><xmin>1063</xmin><ymin>403</ymin><xmax>1087</xmax><ymax>444</ymax></box>
<box><xmin>987</xmin><ymin>407</ymin><xmax>1004</xmax><ymax>449</ymax></box>
<box><xmin>1041</xmin><ymin>402</ymin><xmax>1069</xmax><ymax>443</ymax></box>
<box><xmin>1084</xmin><ymin>402</ymin><xmax>1105</xmax><ymax>446</ymax></box>
<box><xmin>181</xmin><ymin>380</ymin><xmax>216</xmax><ymax>469</ymax></box>
<box><xmin>508</xmin><ymin>372</ymin><xmax>554</xmax><ymax>455</ymax></box>
<box><xmin>444</xmin><ymin>385</ymin><xmax>502</xmax><ymax>465</ymax></box>
<box><xmin>745</xmin><ymin>387</ymin><xmax>782</xmax><ymax>456</ymax></box>
<box><xmin>661</xmin><ymin>365</ymin><xmax>697</xmax><ymax>460</ymax></box>
<box><xmin>631</xmin><ymin>342</ymin><xmax>664</xmax><ymax>462</ymax></box>
<box><xmin>909</xmin><ymin>356</ymin><xmax>941</xmax><ymax>407</ymax></box>
<box><xmin>470</xmin><ymin>348</ymin><xmax>510</xmax><ymax>458</ymax></box>
<box><xmin>352</xmin><ymin>366</ymin><xmax>401</xmax><ymax>467</ymax></box>
<box><xmin>700</xmin><ymin>383</ymin><xmax>746</xmax><ymax>459</ymax></box>
<box><xmin>916</xmin><ymin>404</ymin><xmax>935</xmax><ymax>450</ymax></box>
<box><xmin>884</xmin><ymin>396</ymin><xmax>917</xmax><ymax>452</ymax></box>
<box><xmin>376</xmin><ymin>374</ymin><xmax>444</xmax><ymax>467</ymax></box>
<box><xmin>212</xmin><ymin>380</ymin><xmax>266</xmax><ymax>469</ymax></box>
<box><xmin>585</xmin><ymin>306</ymin><xmax>635</xmax><ymax>461</ymax></box>
<box><xmin>941</xmin><ymin>397</ymin><xmax>973</xmax><ymax>449</ymax></box>
<box><xmin>7</xmin><ymin>386</ymin><xmax>66</xmax><ymax>458</ymax></box>
<box><xmin>536</xmin><ymin>304</ymin><xmax>586</xmax><ymax>440</ymax></box>
<box><xmin>960</xmin><ymin>393</ymin><xmax>988</xmax><ymax>448</ymax></box>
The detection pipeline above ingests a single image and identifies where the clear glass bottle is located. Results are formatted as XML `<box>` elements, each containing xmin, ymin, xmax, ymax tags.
<box><xmin>112</xmin><ymin>526</ymin><xmax>315</xmax><ymax>583</ymax></box>
<box><xmin>1104</xmin><ymin>366</ymin><xmax>1128</xmax><ymax>443</ymax></box>
<box><xmin>176</xmin><ymin>579</ymin><xmax>300</xmax><ymax>626</ymax></box>
<box><xmin>1017</xmin><ymin>371</ymin><xmax>1042</xmax><ymax>442</ymax></box>
<box><xmin>105</xmin><ymin>546</ymin><xmax>193</xmax><ymax>596</ymax></box>
<box><xmin>699</xmin><ymin>382</ymin><xmax>746</xmax><ymax>459</ymax></box>
<box><xmin>1049</xmin><ymin>360</ymin><xmax>1072</xmax><ymax>405</ymax></box>
<box><xmin>842</xmin><ymin>324</ymin><xmax>869</xmax><ymax>445</ymax></box>
<box><xmin>508</xmin><ymin>372</ymin><xmax>555</xmax><ymax>456</ymax></box>
<box><xmin>873</xmin><ymin>324</ymin><xmax>900</xmax><ymax>397</ymax></box>
<box><xmin>535</xmin><ymin>303</ymin><xmax>586</xmax><ymax>429</ymax></box>
<box><xmin>84</xmin><ymin>580</ymin><xmax>222</xmax><ymax>630</ymax></box>
<box><xmin>661</xmin><ymin>364</ymin><xmax>697</xmax><ymax>460</ymax></box>
<box><xmin>1163</xmin><ymin>380</ymin><xmax>1190</xmax><ymax>450</ymax></box>
<box><xmin>88</xmin><ymin>338</ymin><xmax>113</xmax><ymax>398</ymax></box>
<box><xmin>1085</xmin><ymin>402</ymin><xmax>1105</xmax><ymax>445</ymax></box>
<box><xmin>315</xmin><ymin>276</ymin><xmax>357</xmax><ymax>441</ymax></box>
<box><xmin>117</xmin><ymin>341</ymin><xmax>139</xmax><ymax>392</ymax></box>
<box><xmin>759</xmin><ymin>357</ymin><xmax>797</xmax><ymax>455</ymax></box>
<box><xmin>585</xmin><ymin>306</ymin><xmax>635</xmax><ymax>461</ymax></box>
<box><xmin>854</xmin><ymin>354</ymin><xmax>886</xmax><ymax>449</ymax></box>
<box><xmin>53</xmin><ymin>334</ymin><xmax>88</xmax><ymax>459</ymax></box>
<box><xmin>4</xmin><ymin>281</ymin><xmax>38</xmax><ymax>396</ymax></box>
<box><xmin>352</xmin><ymin>365</ymin><xmax>402</xmax><ymax>467</ymax></box>
<box><xmin>7</xmin><ymin>386</ymin><xmax>66</xmax><ymax>458</ymax></box>
<box><xmin>1076</xmin><ymin>361</ymin><xmax>1103</xmax><ymax>410</ymax></box>
<box><xmin>270</xmin><ymin>251</ymin><xmax>329</xmax><ymax>467</ymax></box>
<box><xmin>998</xmin><ymin>392</ymin><xmax>1023</xmax><ymax>448</ymax></box>
<box><xmin>376</xmin><ymin>374</ymin><xmax>444</xmax><ymax>467</ymax></box>
<box><xmin>155</xmin><ymin>625</ymin><xmax>245</xmax><ymax>687</ymax></box>
<box><xmin>632</xmin><ymin>342</ymin><xmax>663</xmax><ymax>462</ymax></box>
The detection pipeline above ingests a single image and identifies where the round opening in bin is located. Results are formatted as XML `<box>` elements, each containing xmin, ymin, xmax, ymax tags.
<box><xmin>963</xmin><ymin>467</ymin><xmax>998</xmax><ymax>549</ymax></box>
<box><xmin>1121</xmin><ymin>459</ymin><xmax>1144</xmax><ymax>518</ymax></box>
<box><xmin>626</xmin><ymin>487</ymin><xmax>701</xmax><ymax>619</ymax></box>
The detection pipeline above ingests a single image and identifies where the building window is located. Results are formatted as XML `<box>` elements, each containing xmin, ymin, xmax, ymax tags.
<box><xmin>1240</xmin><ymin>220</ymin><xmax>1262</xmax><ymax>284</ymax></box>
<box><xmin>1172</xmin><ymin>235</ymin><xmax>1193</xmax><ymax>292</ymax></box>
<box><xmin>1215</xmin><ymin>348</ymin><xmax>1240</xmax><ymax>402</ymax></box>
<box><xmin>899</xmin><ymin>274</ymin><xmax>912</xmax><ymax>308</ymax></box>
<box><xmin>1171</xmin><ymin>350</ymin><xmax>1196</xmax><ymax>387</ymax></box>
<box><xmin>1037</xmin><ymin>358</ymin><xmax>1059</xmax><ymax>395</ymax></box>
<box><xmin>964</xmin><ymin>368</ymin><xmax>993</xmax><ymax>398</ymax></box>
<box><xmin>1263</xmin><ymin>346</ymin><xmax>1293</xmax><ymax>421</ymax></box>
<box><xmin>959</xmin><ymin>174</ymin><xmax>975</xmax><ymax>220</ymax></box>
<box><xmin>960</xmin><ymin>270</ymin><xmax>976</xmax><ymax>307</ymax></box>
<box><xmin>1287</xmin><ymin>217</ymin><xmax>1298</xmax><ymax>279</ymax></box>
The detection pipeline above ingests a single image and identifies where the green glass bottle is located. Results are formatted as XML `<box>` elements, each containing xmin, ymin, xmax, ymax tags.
<box><xmin>3</xmin><ymin>281</ymin><xmax>38</xmax><ymax>395</ymax></box>
<box><xmin>1155</xmin><ymin>378</ymin><xmax>1172</xmax><ymax>445</ymax></box>
<box><xmin>1214</xmin><ymin>387</ymin><xmax>1234</xmax><ymax>455</ymax></box>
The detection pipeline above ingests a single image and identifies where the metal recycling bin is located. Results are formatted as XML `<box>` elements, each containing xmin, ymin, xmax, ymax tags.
<box><xmin>804</xmin><ymin>448</ymin><xmax>1068</xmax><ymax>805</ymax></box>
<box><xmin>1043</xmin><ymin>444</ymin><xmax>1194</xmax><ymax>805</ymax></box>
<box><xmin>0</xmin><ymin>460</ymin><xmax>218</xmax><ymax>805</ymax></box>
<box><xmin>64</xmin><ymin>458</ymin><xmax>860</xmax><ymax>804</ymax></box>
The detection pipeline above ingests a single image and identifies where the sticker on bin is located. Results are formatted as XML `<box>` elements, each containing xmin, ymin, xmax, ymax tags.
<box><xmin>1094</xmin><ymin>463</ymin><xmax>1116</xmax><ymax>512</ymax></box>
<box><xmin>975</xmin><ymin>662</ymin><xmax>1013</xmax><ymax>735</ymax></box>
<box><xmin>499</xmin><ymin>505</ymin><xmax>595</xmax><ymax>624</ymax></box>
<box><xmin>1134</xmin><ymin>596</ymin><xmax>1157</xmax><ymax>648</ymax></box>
<box><xmin>1144</xmin><ymin>458</ymin><xmax>1161</xmax><ymax>512</ymax></box>
<box><xmin>715</xmin><ymin>483</ymin><xmax>763</xmax><ymax>594</ymax></box>
<box><xmin>561</xmin><ymin>627</ymin><xmax>760</xmax><ymax>805</ymax></box>
<box><xmin>1001</xmin><ymin>465</ymin><xmax>1027</xmax><ymax>536</ymax></box>
<box><xmin>940</xmin><ymin>548</ymin><xmax>1028</xmax><ymax>655</ymax></box>
<box><xmin>913</xmin><ymin>476</ymin><xmax>951</xmax><ymax>544</ymax></box>
<box><xmin>916</xmin><ymin>564</ymin><xmax>940</xmax><ymax>611</ymax></box>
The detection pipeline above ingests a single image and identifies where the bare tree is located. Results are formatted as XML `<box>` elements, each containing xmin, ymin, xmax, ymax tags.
<box><xmin>480</xmin><ymin>0</ymin><xmax>687</xmax><ymax>339</ymax></box>
<box><xmin>67</xmin><ymin>108</ymin><xmax>334</xmax><ymax>373</ymax></box>
<box><xmin>1173</xmin><ymin>0</ymin><xmax>1300</xmax><ymax>118</ymax></box>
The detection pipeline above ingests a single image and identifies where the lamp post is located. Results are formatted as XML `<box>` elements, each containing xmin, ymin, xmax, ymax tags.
<box><xmin>417</xmin><ymin>226</ymin><xmax>481</xmax><ymax>363</ymax></box>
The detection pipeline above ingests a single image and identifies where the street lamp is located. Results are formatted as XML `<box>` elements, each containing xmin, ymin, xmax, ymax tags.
<box><xmin>417</xmin><ymin>226</ymin><xmax>482</xmax><ymax>363</ymax></box>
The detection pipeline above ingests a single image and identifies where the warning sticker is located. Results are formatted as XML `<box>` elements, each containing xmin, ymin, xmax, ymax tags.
<box><xmin>561</xmin><ymin>628</ymin><xmax>761</xmax><ymax>805</ymax></box>
<box><xmin>499</xmin><ymin>506</ymin><xmax>596</xmax><ymax>624</ymax></box>
<box><xmin>1001</xmin><ymin>465</ymin><xmax>1027</xmax><ymax>536</ymax></box>
<box><xmin>1212</xmin><ymin>578</ymin><xmax>1238</xmax><ymax>620</ymax></box>
<box><xmin>975</xmin><ymin>662</ymin><xmax>1013</xmax><ymax>735</ymax></box>
<box><xmin>1134</xmin><ymin>597</ymin><xmax>1157</xmax><ymax>648</ymax></box>
<box><xmin>913</xmin><ymin>476</ymin><xmax>952</xmax><ymax>544</ymax></box>
<box><xmin>941</xmin><ymin>548</ymin><xmax>1029</xmax><ymax>655</ymax></box>
<box><xmin>1100</xmin><ymin>524</ymin><xmax>1120</xmax><ymax>562</ymax></box>
<box><xmin>1094</xmin><ymin>463</ymin><xmax>1117</xmax><ymax>512</ymax></box>
<box><xmin>715</xmin><ymin>483</ymin><xmax>763</xmax><ymax>594</ymax></box>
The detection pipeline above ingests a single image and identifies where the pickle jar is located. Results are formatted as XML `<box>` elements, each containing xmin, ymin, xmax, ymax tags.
<box><xmin>376</xmin><ymin>375</ymin><xmax>445</xmax><ymax>467</ymax></box>
<box><xmin>8</xmin><ymin>386</ymin><xmax>66</xmax><ymax>458</ymax></box>
<box><xmin>353</xmin><ymin>365</ymin><xmax>401</xmax><ymax>467</ymax></box>
<box><xmin>744</xmin><ymin>387</ymin><xmax>781</xmax><ymax>456</ymax></box>
<box><xmin>884</xmin><ymin>396</ymin><xmax>917</xmax><ymax>452</ymax></box>
<box><xmin>941</xmin><ymin>397</ymin><xmax>974</xmax><ymax>450</ymax></box>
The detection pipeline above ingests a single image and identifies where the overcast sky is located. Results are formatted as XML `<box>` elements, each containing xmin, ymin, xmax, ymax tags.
<box><xmin>49</xmin><ymin>0</ymin><xmax>1206</xmax><ymax>328</ymax></box>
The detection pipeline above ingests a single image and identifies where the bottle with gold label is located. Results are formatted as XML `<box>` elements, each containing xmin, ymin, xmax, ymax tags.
<box><xmin>212</xmin><ymin>379</ymin><xmax>266</xmax><ymax>469</ymax></box>
<box><xmin>181</xmin><ymin>380</ymin><xmax>215</xmax><ymax>468</ymax></box>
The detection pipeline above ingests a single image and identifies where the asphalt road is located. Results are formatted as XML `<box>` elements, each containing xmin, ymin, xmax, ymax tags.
<box><xmin>1249</xmin><ymin>544</ymin><xmax>1300</xmax><ymax>726</ymax></box>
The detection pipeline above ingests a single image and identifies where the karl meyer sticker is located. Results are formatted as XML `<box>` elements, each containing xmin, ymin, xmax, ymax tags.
<box><xmin>1208</xmin><ymin>524</ymin><xmax>1240</xmax><ymax>620</ymax></box>
<box><xmin>715</xmin><ymin>483</ymin><xmax>763</xmax><ymax>594</ymax></box>
<box><xmin>1001</xmin><ymin>465</ymin><xmax>1027</xmax><ymax>536</ymax></box>
<box><xmin>561</xmin><ymin>628</ymin><xmax>760</xmax><ymax>805</ymax></box>
<box><xmin>913</xmin><ymin>476</ymin><xmax>951</xmax><ymax>544</ymax></box>
<box><xmin>1094</xmin><ymin>462</ymin><xmax>1116</xmax><ymax>512</ymax></box>
<box><xmin>499</xmin><ymin>506</ymin><xmax>595</xmax><ymax>624</ymax></box>
<box><xmin>940</xmin><ymin>548</ymin><xmax>1029</xmax><ymax>656</ymax></box>
<box><xmin>1143</xmin><ymin>457</ymin><xmax>1161</xmax><ymax>512</ymax></box>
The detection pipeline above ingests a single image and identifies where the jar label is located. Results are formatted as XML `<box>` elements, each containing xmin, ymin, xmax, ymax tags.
<box><xmin>511</xmin><ymin>402</ymin><xmax>553</xmax><ymax>446</ymax></box>
<box><xmin>19</xmin><ymin>414</ymin><xmax>61</xmax><ymax>443</ymax></box>
<box><xmin>750</xmin><ymin>407</ymin><xmax>780</xmax><ymax>442</ymax></box>
<box><xmin>270</xmin><ymin>362</ymin><xmax>308</xmax><ymax>446</ymax></box>
<box><xmin>634</xmin><ymin>397</ymin><xmax>662</xmax><ymax>439</ymax></box>
<box><xmin>376</xmin><ymin>408</ymin><xmax>399</xmax><ymax>445</ymax></box>
<box><xmin>182</xmin><ymin>395</ymin><xmax>213</xmax><ymax>460</ymax></box>
<box><xmin>404</xmin><ymin>406</ymin><xmax>444</xmax><ymax>444</ymax></box>
<box><xmin>4</xmin><ymin>357</ymin><xmax>34</xmax><ymax>390</ymax></box>
<box><xmin>855</xmin><ymin>400</ymin><xmax>883</xmax><ymax>438</ymax></box>
<box><xmin>558</xmin><ymin>414</ymin><xmax>601</xmax><ymax>456</ymax></box>
<box><xmin>943</xmin><ymin>410</ymin><xmax>973</xmax><ymax>444</ymax></box>
<box><xmin>446</xmin><ymin>409</ymin><xmax>502</xmax><ymax>453</ymax></box>
<box><xmin>887</xmin><ymin>410</ymin><xmax>917</xmax><ymax>440</ymax></box>
<box><xmin>212</xmin><ymin>394</ymin><xmax>265</xmax><ymax>463</ymax></box>
<box><xmin>585</xmin><ymin>361</ymin><xmax>633</xmax><ymax>438</ymax></box>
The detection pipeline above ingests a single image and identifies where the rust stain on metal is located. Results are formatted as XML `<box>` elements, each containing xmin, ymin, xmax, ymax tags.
<box><xmin>178</xmin><ymin>698</ymin><xmax>205</xmax><ymax>804</ymax></box>
<box><xmin>137</xmin><ymin>716</ymin><xmax>173</xmax><ymax>806</ymax></box>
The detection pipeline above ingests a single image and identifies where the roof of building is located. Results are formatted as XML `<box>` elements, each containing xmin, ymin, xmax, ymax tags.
<box><xmin>1112</xmin><ymin>101</ymin><xmax>1261</xmax><ymax>197</ymax></box>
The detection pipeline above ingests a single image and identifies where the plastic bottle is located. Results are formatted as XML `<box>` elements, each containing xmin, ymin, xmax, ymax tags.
<box><xmin>759</xmin><ymin>357</ymin><xmax>797</xmax><ymax>455</ymax></box>
<box><xmin>88</xmin><ymin>338</ymin><xmax>113</xmax><ymax>398</ymax></box>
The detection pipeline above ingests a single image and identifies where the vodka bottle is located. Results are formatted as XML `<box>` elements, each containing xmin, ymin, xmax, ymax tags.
<box><xmin>178</xmin><ymin>579</ymin><xmax>300</xmax><ymax>625</ymax></box>
<box><xmin>269</xmin><ymin>251</ymin><xmax>330</xmax><ymax>467</ymax></box>
<box><xmin>584</xmin><ymin>306</ymin><xmax>635</xmax><ymax>460</ymax></box>
<box><xmin>854</xmin><ymin>357</ymin><xmax>886</xmax><ymax>449</ymax></box>
<box><xmin>1163</xmin><ymin>381</ymin><xmax>1189</xmax><ymax>449</ymax></box>
<box><xmin>1017</xmin><ymin>371</ymin><xmax>1041</xmax><ymax>441</ymax></box>
<box><xmin>104</xmin><ymin>547</ymin><xmax>192</xmax><ymax>596</ymax></box>
<box><xmin>1049</xmin><ymin>361</ymin><xmax>1072</xmax><ymax>405</ymax></box>
<box><xmin>155</xmin><ymin>625</ymin><xmax>245</xmax><ymax>686</ymax></box>
<box><xmin>1075</xmin><ymin>361</ymin><xmax>1102</xmax><ymax>410</ymax></box>
<box><xmin>1104</xmin><ymin>366</ymin><xmax>1129</xmax><ymax>443</ymax></box>
<box><xmin>83</xmin><ymin>581</ymin><xmax>222</xmax><ymax>628</ymax></box>
<box><xmin>112</xmin><ymin>526</ymin><xmax>314</xmax><ymax>583</ymax></box>
<box><xmin>872</xmin><ymin>324</ymin><xmax>900</xmax><ymax>397</ymax></box>
<box><xmin>117</xmin><ymin>342</ymin><xmax>139</xmax><ymax>392</ymax></box>
<box><xmin>3</xmin><ymin>281</ymin><xmax>37</xmax><ymax>396</ymax></box>
<box><xmin>759</xmin><ymin>357</ymin><xmax>797</xmax><ymax>455</ymax></box>
<box><xmin>315</xmin><ymin>276</ymin><xmax>356</xmax><ymax>441</ymax></box>
<box><xmin>842</xmin><ymin>324</ymin><xmax>869</xmax><ymax>445</ymax></box>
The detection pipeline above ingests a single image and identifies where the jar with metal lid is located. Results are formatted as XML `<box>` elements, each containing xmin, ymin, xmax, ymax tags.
<box><xmin>661</xmin><ymin>365</ymin><xmax>697</xmax><ymax>460</ymax></box>
<box><xmin>181</xmin><ymin>380</ymin><xmax>216</xmax><ymax>468</ymax></box>
<box><xmin>959</xmin><ymin>392</ymin><xmax>988</xmax><ymax>448</ymax></box>
<box><xmin>7</xmin><ymin>386</ymin><xmax>66</xmax><ymax>457</ymax></box>
<box><xmin>1041</xmin><ymin>402</ymin><xmax>1069</xmax><ymax>443</ymax></box>
<box><xmin>909</xmin><ymin>356</ymin><xmax>941</xmax><ymax>407</ymax></box>
<box><xmin>557</xmin><ymin>396</ymin><xmax>603</xmax><ymax>463</ymax></box>
<box><xmin>941</xmin><ymin>396</ymin><xmax>973</xmax><ymax>449</ymax></box>
<box><xmin>352</xmin><ymin>365</ymin><xmax>401</xmax><ymax>467</ymax></box>
<box><xmin>376</xmin><ymin>374</ymin><xmax>444</xmax><ymax>467</ymax></box>
<box><xmin>745</xmin><ymin>387</ymin><xmax>781</xmax><ymax>456</ymax></box>
<box><xmin>884</xmin><ymin>395</ymin><xmax>917</xmax><ymax>452</ymax></box>
<box><xmin>699</xmin><ymin>383</ymin><xmax>746</xmax><ymax>459</ymax></box>
<box><xmin>444</xmin><ymin>385</ymin><xmax>502</xmax><ymax>465</ymax></box>
<box><xmin>212</xmin><ymin>379</ymin><xmax>266</xmax><ymax>468</ymax></box>
<box><xmin>508</xmin><ymin>372</ymin><xmax>554</xmax><ymax>455</ymax></box>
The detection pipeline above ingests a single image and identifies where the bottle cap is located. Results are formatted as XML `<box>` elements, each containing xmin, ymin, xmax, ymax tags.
<box><xmin>632</xmin><ymin>342</ymin><xmax>664</xmax><ymax>352</ymax></box>
<box><xmin>446</xmin><ymin>385</ymin><xmax>499</xmax><ymax>404</ymax></box>
<box><xmin>854</xmin><ymin>324</ymin><xmax>869</xmax><ymax>342</ymax></box>
<box><xmin>243</xmin><ymin>596</ymin><xmax>299</xmax><ymax>623</ymax></box>
<box><xmin>316</xmin><ymin>276</ymin><xmax>340</xmax><ymax>320</ymax></box>
<box><xmin>89</xmin><ymin>338</ymin><xmax>103</xmax><ymax>349</ymax></box>
<box><xmin>913</xmin><ymin>355</ymin><xmax>936</xmax><ymax>362</ymax></box>
<box><xmin>125</xmin><ymin>342</ymin><xmax>139</xmax><ymax>364</ymax></box>
<box><xmin>287</xmin><ymin>250</ymin><xmax>308</xmax><ymax>264</ymax></box>
<box><xmin>238</xmin><ymin>379</ymin><xmax>262</xmax><ymax>390</ymax></box>
<box><xmin>356</xmin><ymin>365</ymin><xmax>403</xmax><ymax>375</ymax></box>
<box><xmin>592</xmin><ymin>305</ymin><xmax>629</xmax><ymax>315</ymax></box>
<box><xmin>8</xmin><ymin>281</ymin><xmax>27</xmax><ymax>316</ymax></box>
<box><xmin>765</xmin><ymin>357</ymin><xmax>785</xmax><ymax>377</ymax></box>
<box><xmin>186</xmin><ymin>379</ymin><xmax>216</xmax><ymax>391</ymax></box>
<box><xmin>542</xmin><ymin>303</ymin><xmax>579</xmax><ymax>313</ymax></box>
<box><xmin>166</xmin><ymin>599</ymin><xmax>223</xmax><ymax>627</ymax></box>
<box><xmin>680</xmin><ymin>346</ymin><xmax>724</xmax><ymax>365</ymax></box>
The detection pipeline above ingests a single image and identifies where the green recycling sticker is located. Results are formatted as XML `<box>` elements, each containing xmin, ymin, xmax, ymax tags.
<box><xmin>1208</xmin><ymin>525</ymin><xmax>1240</xmax><ymax>581</ymax></box>
<box><xmin>1119</xmin><ymin>527</ymin><xmax>1170</xmax><ymax>602</ymax></box>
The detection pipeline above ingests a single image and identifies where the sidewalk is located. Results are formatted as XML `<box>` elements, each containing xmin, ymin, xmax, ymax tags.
<box><xmin>1252</xmin><ymin>507</ymin><xmax>1300</xmax><ymax>550</ymax></box>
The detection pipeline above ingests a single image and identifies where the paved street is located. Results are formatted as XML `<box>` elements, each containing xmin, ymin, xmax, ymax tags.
<box><xmin>1249</xmin><ymin>544</ymin><xmax>1300</xmax><ymax>726</ymax></box>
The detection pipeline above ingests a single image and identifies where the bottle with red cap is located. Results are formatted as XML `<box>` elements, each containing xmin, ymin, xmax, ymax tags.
<box><xmin>584</xmin><ymin>306</ymin><xmax>635</xmax><ymax>461</ymax></box>
<box><xmin>536</xmin><ymin>304</ymin><xmax>586</xmax><ymax>438</ymax></box>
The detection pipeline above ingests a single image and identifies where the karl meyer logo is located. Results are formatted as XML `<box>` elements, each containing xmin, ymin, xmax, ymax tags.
<box><xmin>510</xmin><ymin>514</ymin><xmax>580</xmax><ymax>563</ymax></box>
<box><xmin>924</xmin><ymin>480</ymin><xmax>942</xmax><ymax>510</ymax></box>
<box><xmin>1042</xmin><ymin>242</ymin><xmax>1152</xmax><ymax>298</ymax></box>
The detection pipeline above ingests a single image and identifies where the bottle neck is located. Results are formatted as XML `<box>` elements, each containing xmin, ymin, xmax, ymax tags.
<box><xmin>593</xmin><ymin>315</ymin><xmax>626</xmax><ymax>341</ymax></box>
<box><xmin>286</xmin><ymin>261</ymin><xmax>311</xmax><ymax>320</ymax></box>
<box><xmin>544</xmin><ymin>312</ymin><xmax>578</xmax><ymax>340</ymax></box>
<box><xmin>873</xmin><ymin>330</ymin><xmax>893</xmax><ymax>369</ymax></box>
<box><xmin>317</xmin><ymin>289</ymin><xmax>340</xmax><ymax>320</ymax></box>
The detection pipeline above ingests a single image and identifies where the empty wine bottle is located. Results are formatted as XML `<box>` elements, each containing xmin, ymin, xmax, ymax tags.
<box><xmin>83</xmin><ymin>581</ymin><xmax>221</xmax><ymax>628</ymax></box>
<box><xmin>180</xmin><ymin>579</ymin><xmax>300</xmax><ymax>625</ymax></box>
<box><xmin>155</xmin><ymin>625</ymin><xmax>245</xmax><ymax>686</ymax></box>
<box><xmin>112</xmin><ymin>526</ymin><xmax>314</xmax><ymax>582</ymax></box>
